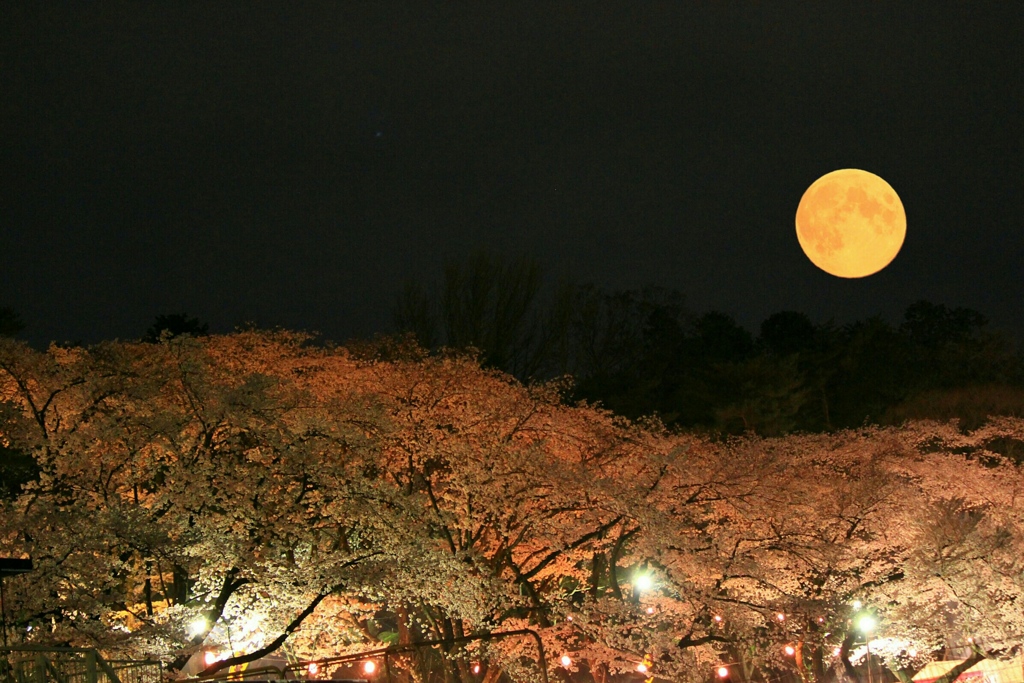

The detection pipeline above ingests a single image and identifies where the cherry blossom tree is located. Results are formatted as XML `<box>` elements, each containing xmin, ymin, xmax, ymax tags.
<box><xmin>3</xmin><ymin>332</ymin><xmax>1023</xmax><ymax>683</ymax></box>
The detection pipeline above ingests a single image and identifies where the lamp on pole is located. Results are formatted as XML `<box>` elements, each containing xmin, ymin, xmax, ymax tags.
<box><xmin>856</xmin><ymin>613</ymin><xmax>877</xmax><ymax>683</ymax></box>
<box><xmin>0</xmin><ymin>558</ymin><xmax>33</xmax><ymax>648</ymax></box>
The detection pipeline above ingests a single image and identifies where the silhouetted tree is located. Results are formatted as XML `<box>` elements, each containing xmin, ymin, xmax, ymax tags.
<box><xmin>759</xmin><ymin>311</ymin><xmax>816</xmax><ymax>357</ymax></box>
<box><xmin>392</xmin><ymin>252</ymin><xmax>573</xmax><ymax>381</ymax></box>
<box><xmin>0</xmin><ymin>307</ymin><xmax>24</xmax><ymax>338</ymax></box>
<box><xmin>144</xmin><ymin>313</ymin><xmax>209</xmax><ymax>342</ymax></box>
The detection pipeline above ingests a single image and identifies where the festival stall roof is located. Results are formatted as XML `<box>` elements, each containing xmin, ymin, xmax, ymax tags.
<box><xmin>912</xmin><ymin>657</ymin><xmax>1023</xmax><ymax>683</ymax></box>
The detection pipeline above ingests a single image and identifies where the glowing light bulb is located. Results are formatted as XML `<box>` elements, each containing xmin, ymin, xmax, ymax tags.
<box><xmin>307</xmin><ymin>662</ymin><xmax>319</xmax><ymax>675</ymax></box>
<box><xmin>635</xmin><ymin>574</ymin><xmax>653</xmax><ymax>592</ymax></box>
<box><xmin>776</xmin><ymin>613</ymin><xmax>786</xmax><ymax>622</ymax></box>
<box><xmin>567</xmin><ymin>615</ymin><xmax>573</xmax><ymax>622</ymax></box>
<box><xmin>189</xmin><ymin>617</ymin><xmax>209</xmax><ymax>638</ymax></box>
<box><xmin>363</xmin><ymin>661</ymin><xmax>376</xmax><ymax>675</ymax></box>
<box><xmin>713</xmin><ymin>615</ymin><xmax>723</xmax><ymax>623</ymax></box>
<box><xmin>718</xmin><ymin>666</ymin><xmax>730</xmax><ymax>678</ymax></box>
<box><xmin>204</xmin><ymin>651</ymin><xmax>218</xmax><ymax>666</ymax></box>
<box><xmin>856</xmin><ymin>615</ymin><xmax>876</xmax><ymax>633</ymax></box>
<box><xmin>784</xmin><ymin>645</ymin><xmax>796</xmax><ymax>657</ymax></box>
<box><xmin>472</xmin><ymin>663</ymin><xmax>480</xmax><ymax>674</ymax></box>
<box><xmin>560</xmin><ymin>655</ymin><xmax>572</xmax><ymax>667</ymax></box>
<box><xmin>637</xmin><ymin>663</ymin><xmax>649</xmax><ymax>673</ymax></box>
<box><xmin>646</xmin><ymin>607</ymin><xmax>655</xmax><ymax>614</ymax></box>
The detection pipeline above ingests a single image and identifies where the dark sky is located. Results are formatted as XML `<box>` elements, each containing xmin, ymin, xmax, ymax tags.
<box><xmin>2</xmin><ymin>3</ymin><xmax>1022</xmax><ymax>347</ymax></box>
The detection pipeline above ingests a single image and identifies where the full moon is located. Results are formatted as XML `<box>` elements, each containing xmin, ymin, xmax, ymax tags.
<box><xmin>795</xmin><ymin>169</ymin><xmax>906</xmax><ymax>278</ymax></box>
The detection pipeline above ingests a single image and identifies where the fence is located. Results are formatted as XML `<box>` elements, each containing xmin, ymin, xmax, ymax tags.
<box><xmin>1</xmin><ymin>647</ymin><xmax>162</xmax><ymax>683</ymax></box>
<box><xmin>186</xmin><ymin>629</ymin><xmax>548</xmax><ymax>683</ymax></box>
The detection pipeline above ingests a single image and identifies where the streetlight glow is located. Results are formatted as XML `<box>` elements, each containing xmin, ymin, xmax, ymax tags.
<box><xmin>635</xmin><ymin>573</ymin><xmax>653</xmax><ymax>592</ymax></box>
<box><xmin>363</xmin><ymin>661</ymin><xmax>376</xmax><ymax>675</ymax></box>
<box><xmin>784</xmin><ymin>645</ymin><xmax>796</xmax><ymax>657</ymax></box>
<box><xmin>189</xmin><ymin>617</ymin><xmax>208</xmax><ymax>638</ymax></box>
<box><xmin>718</xmin><ymin>666</ymin><xmax>730</xmax><ymax>678</ymax></box>
<box><xmin>561</xmin><ymin>655</ymin><xmax>572</xmax><ymax>667</ymax></box>
<box><xmin>856</xmin><ymin>615</ymin><xmax>876</xmax><ymax>633</ymax></box>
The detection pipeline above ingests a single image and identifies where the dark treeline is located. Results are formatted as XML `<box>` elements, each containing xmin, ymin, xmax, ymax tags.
<box><xmin>3</xmin><ymin>260</ymin><xmax>1022</xmax><ymax>440</ymax></box>
<box><xmin>392</xmin><ymin>253</ymin><xmax>1024</xmax><ymax>436</ymax></box>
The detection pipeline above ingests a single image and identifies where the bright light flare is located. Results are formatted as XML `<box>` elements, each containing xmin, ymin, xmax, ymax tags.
<box><xmin>472</xmin><ymin>663</ymin><xmax>481</xmax><ymax>674</ymax></box>
<box><xmin>856</xmin><ymin>615</ymin><xmax>877</xmax><ymax>633</ymax></box>
<box><xmin>784</xmin><ymin>645</ymin><xmax>796</xmax><ymax>657</ymax></box>
<box><xmin>717</xmin><ymin>666</ymin><xmax>730</xmax><ymax>678</ymax></box>
<box><xmin>713</xmin><ymin>615</ymin><xmax>723</xmax><ymax>623</ymax></box>
<box><xmin>637</xmin><ymin>663</ymin><xmax>649</xmax><ymax>673</ymax></box>
<box><xmin>635</xmin><ymin>574</ymin><xmax>653</xmax><ymax>592</ymax></box>
<box><xmin>203</xmin><ymin>651</ymin><xmax>218</xmax><ymax>666</ymax></box>
<box><xmin>307</xmin><ymin>662</ymin><xmax>319</xmax><ymax>676</ymax></box>
<box><xmin>776</xmin><ymin>613</ymin><xmax>786</xmax><ymax>622</ymax></box>
<box><xmin>560</xmin><ymin>655</ymin><xmax>572</xmax><ymax>667</ymax></box>
<box><xmin>189</xmin><ymin>617</ymin><xmax>209</xmax><ymax>638</ymax></box>
<box><xmin>362</xmin><ymin>661</ymin><xmax>377</xmax><ymax>675</ymax></box>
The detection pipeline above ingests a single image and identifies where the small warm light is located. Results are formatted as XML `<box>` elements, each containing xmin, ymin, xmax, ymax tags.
<box><xmin>307</xmin><ymin>662</ymin><xmax>319</xmax><ymax>676</ymax></box>
<box><xmin>646</xmin><ymin>607</ymin><xmax>655</xmax><ymax>614</ymax></box>
<box><xmin>852</xmin><ymin>600</ymin><xmax>863</xmax><ymax>610</ymax></box>
<box><xmin>717</xmin><ymin>666</ymin><xmax>730</xmax><ymax>678</ymax></box>
<box><xmin>635</xmin><ymin>574</ymin><xmax>654</xmax><ymax>592</ymax></box>
<box><xmin>637</xmin><ymin>663</ymin><xmax>649</xmax><ymax>673</ymax></box>
<box><xmin>363</xmin><ymin>661</ymin><xmax>377</xmax><ymax>675</ymax></box>
<box><xmin>204</xmin><ymin>651</ymin><xmax>218</xmax><ymax>666</ymax></box>
<box><xmin>817</xmin><ymin>617</ymin><xmax>825</xmax><ymax>624</ymax></box>
<box><xmin>560</xmin><ymin>655</ymin><xmax>572</xmax><ymax>667</ymax></box>
<box><xmin>472</xmin><ymin>663</ymin><xmax>481</xmax><ymax>674</ymax></box>
<box><xmin>856</xmin><ymin>615</ymin><xmax>876</xmax><ymax>633</ymax></box>
<box><xmin>189</xmin><ymin>617</ymin><xmax>209</xmax><ymax>638</ymax></box>
<box><xmin>967</xmin><ymin>637</ymin><xmax>974</xmax><ymax>644</ymax></box>
<box><xmin>567</xmin><ymin>615</ymin><xmax>573</xmax><ymax>622</ymax></box>
<box><xmin>713</xmin><ymin>615</ymin><xmax>723</xmax><ymax>623</ymax></box>
<box><xmin>776</xmin><ymin>613</ymin><xmax>786</xmax><ymax>622</ymax></box>
<box><xmin>784</xmin><ymin>645</ymin><xmax>796</xmax><ymax>657</ymax></box>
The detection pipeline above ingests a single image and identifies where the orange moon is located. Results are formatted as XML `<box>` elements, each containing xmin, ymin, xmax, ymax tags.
<box><xmin>795</xmin><ymin>169</ymin><xmax>906</xmax><ymax>278</ymax></box>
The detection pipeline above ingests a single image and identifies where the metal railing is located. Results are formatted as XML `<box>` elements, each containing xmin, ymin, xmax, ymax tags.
<box><xmin>186</xmin><ymin>629</ymin><xmax>548</xmax><ymax>683</ymax></box>
<box><xmin>0</xmin><ymin>647</ymin><xmax>162</xmax><ymax>683</ymax></box>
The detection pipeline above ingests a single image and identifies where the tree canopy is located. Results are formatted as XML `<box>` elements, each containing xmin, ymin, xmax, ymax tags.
<box><xmin>1</xmin><ymin>332</ymin><xmax>1023</xmax><ymax>682</ymax></box>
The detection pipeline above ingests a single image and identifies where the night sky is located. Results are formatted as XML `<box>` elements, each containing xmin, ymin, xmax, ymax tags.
<box><xmin>2</xmin><ymin>3</ymin><xmax>1022</xmax><ymax>348</ymax></box>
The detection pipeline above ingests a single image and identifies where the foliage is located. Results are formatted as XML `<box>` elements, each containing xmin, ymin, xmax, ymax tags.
<box><xmin>1</xmin><ymin>333</ymin><xmax>1023</xmax><ymax>683</ymax></box>
<box><xmin>394</xmin><ymin>253</ymin><xmax>1024</xmax><ymax>436</ymax></box>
